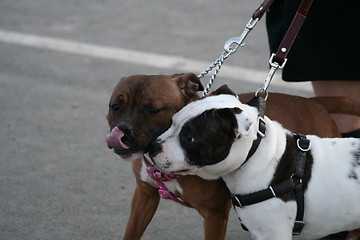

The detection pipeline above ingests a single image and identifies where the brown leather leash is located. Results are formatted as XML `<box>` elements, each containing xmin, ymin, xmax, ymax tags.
<box><xmin>271</xmin><ymin>0</ymin><xmax>314</xmax><ymax>66</ymax></box>
<box><xmin>256</xmin><ymin>0</ymin><xmax>314</xmax><ymax>94</ymax></box>
<box><xmin>199</xmin><ymin>0</ymin><xmax>314</xmax><ymax>96</ymax></box>
<box><xmin>250</xmin><ymin>0</ymin><xmax>314</xmax><ymax>66</ymax></box>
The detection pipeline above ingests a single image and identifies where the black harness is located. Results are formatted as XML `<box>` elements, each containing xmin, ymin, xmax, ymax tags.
<box><xmin>232</xmin><ymin>95</ymin><xmax>311</xmax><ymax>235</ymax></box>
<box><xmin>232</xmin><ymin>132</ymin><xmax>310</xmax><ymax>235</ymax></box>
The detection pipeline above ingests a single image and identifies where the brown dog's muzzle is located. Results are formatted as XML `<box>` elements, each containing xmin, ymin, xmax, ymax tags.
<box><xmin>106</xmin><ymin>125</ymin><xmax>144</xmax><ymax>159</ymax></box>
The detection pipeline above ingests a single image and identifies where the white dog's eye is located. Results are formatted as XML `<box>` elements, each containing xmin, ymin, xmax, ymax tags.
<box><xmin>184</xmin><ymin>133</ymin><xmax>195</xmax><ymax>143</ymax></box>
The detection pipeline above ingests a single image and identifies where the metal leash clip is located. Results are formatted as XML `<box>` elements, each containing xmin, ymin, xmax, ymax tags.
<box><xmin>223</xmin><ymin>17</ymin><xmax>259</xmax><ymax>58</ymax></box>
<box><xmin>264</xmin><ymin>53</ymin><xmax>287</xmax><ymax>91</ymax></box>
<box><xmin>256</xmin><ymin>53</ymin><xmax>288</xmax><ymax>97</ymax></box>
<box><xmin>197</xmin><ymin>0</ymin><xmax>278</xmax><ymax>97</ymax></box>
<box><xmin>199</xmin><ymin>17</ymin><xmax>260</xmax><ymax>97</ymax></box>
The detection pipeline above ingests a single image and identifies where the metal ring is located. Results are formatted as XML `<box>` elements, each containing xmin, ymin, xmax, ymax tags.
<box><xmin>255</xmin><ymin>88</ymin><xmax>269</xmax><ymax>101</ymax></box>
<box><xmin>296</xmin><ymin>139</ymin><xmax>311</xmax><ymax>152</ymax></box>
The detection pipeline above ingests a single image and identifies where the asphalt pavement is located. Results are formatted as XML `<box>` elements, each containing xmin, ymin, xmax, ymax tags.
<box><xmin>0</xmin><ymin>0</ymin><xmax>317</xmax><ymax>239</ymax></box>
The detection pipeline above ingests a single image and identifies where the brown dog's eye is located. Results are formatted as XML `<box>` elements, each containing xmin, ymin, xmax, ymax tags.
<box><xmin>147</xmin><ymin>107</ymin><xmax>161</xmax><ymax>114</ymax></box>
<box><xmin>109</xmin><ymin>104</ymin><xmax>121</xmax><ymax>112</ymax></box>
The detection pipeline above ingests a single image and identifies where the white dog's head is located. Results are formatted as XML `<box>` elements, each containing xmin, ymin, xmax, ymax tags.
<box><xmin>148</xmin><ymin>93</ymin><xmax>259</xmax><ymax>179</ymax></box>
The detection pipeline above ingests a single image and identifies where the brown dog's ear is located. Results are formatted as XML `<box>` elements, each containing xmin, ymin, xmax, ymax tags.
<box><xmin>210</xmin><ymin>85</ymin><xmax>237</xmax><ymax>97</ymax></box>
<box><xmin>174</xmin><ymin>73</ymin><xmax>204</xmax><ymax>100</ymax></box>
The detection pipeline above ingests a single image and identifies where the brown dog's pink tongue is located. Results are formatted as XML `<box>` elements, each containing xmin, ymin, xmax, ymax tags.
<box><xmin>106</xmin><ymin>127</ymin><xmax>130</xmax><ymax>150</ymax></box>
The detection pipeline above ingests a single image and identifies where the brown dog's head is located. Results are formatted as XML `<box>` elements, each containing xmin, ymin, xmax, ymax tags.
<box><xmin>106</xmin><ymin>73</ymin><xmax>203</xmax><ymax>160</ymax></box>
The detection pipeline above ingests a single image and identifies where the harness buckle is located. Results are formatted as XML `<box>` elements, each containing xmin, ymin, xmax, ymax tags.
<box><xmin>232</xmin><ymin>195</ymin><xmax>243</xmax><ymax>208</ymax></box>
<box><xmin>293</xmin><ymin>221</ymin><xmax>305</xmax><ymax>235</ymax></box>
<box><xmin>257</xmin><ymin>116</ymin><xmax>266</xmax><ymax>138</ymax></box>
<box><xmin>269</xmin><ymin>186</ymin><xmax>277</xmax><ymax>197</ymax></box>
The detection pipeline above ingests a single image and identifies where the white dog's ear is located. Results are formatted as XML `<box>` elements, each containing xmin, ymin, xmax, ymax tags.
<box><xmin>234</xmin><ymin>109</ymin><xmax>253</xmax><ymax>139</ymax></box>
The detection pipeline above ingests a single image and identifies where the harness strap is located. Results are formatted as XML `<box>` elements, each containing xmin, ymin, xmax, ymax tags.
<box><xmin>231</xmin><ymin>134</ymin><xmax>310</xmax><ymax>235</ymax></box>
<box><xmin>293</xmin><ymin>134</ymin><xmax>310</xmax><ymax>235</ymax></box>
<box><xmin>243</xmin><ymin>96</ymin><xmax>267</xmax><ymax>162</ymax></box>
<box><xmin>232</xmin><ymin>178</ymin><xmax>296</xmax><ymax>208</ymax></box>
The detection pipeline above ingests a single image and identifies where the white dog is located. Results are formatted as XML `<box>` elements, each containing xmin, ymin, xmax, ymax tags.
<box><xmin>148</xmin><ymin>94</ymin><xmax>360</xmax><ymax>240</ymax></box>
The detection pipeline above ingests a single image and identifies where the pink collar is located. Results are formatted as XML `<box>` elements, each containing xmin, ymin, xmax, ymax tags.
<box><xmin>142</xmin><ymin>156</ymin><xmax>191</xmax><ymax>207</ymax></box>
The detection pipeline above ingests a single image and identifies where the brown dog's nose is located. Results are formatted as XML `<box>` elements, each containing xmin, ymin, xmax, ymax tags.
<box><xmin>106</xmin><ymin>127</ymin><xmax>130</xmax><ymax>150</ymax></box>
<box><xmin>116</xmin><ymin>124</ymin><xmax>132</xmax><ymax>136</ymax></box>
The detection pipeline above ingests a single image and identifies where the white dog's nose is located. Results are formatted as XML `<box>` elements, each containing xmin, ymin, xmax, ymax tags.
<box><xmin>148</xmin><ymin>139</ymin><xmax>163</xmax><ymax>159</ymax></box>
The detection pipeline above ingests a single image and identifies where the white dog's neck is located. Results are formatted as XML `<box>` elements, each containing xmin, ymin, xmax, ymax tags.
<box><xmin>223</xmin><ymin>117</ymin><xmax>289</xmax><ymax>195</ymax></box>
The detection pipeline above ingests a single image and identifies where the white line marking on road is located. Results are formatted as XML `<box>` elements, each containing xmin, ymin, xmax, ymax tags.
<box><xmin>0</xmin><ymin>29</ymin><xmax>311</xmax><ymax>92</ymax></box>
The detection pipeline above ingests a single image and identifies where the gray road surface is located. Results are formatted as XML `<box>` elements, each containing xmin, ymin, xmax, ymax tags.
<box><xmin>0</xmin><ymin>0</ymin><xmax>321</xmax><ymax>239</ymax></box>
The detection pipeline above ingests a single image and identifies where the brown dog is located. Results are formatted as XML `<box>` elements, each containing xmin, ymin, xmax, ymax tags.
<box><xmin>106</xmin><ymin>73</ymin><xmax>360</xmax><ymax>240</ymax></box>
